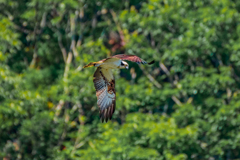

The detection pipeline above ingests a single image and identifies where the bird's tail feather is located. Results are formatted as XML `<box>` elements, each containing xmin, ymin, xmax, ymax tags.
<box><xmin>83</xmin><ymin>62</ymin><xmax>97</xmax><ymax>68</ymax></box>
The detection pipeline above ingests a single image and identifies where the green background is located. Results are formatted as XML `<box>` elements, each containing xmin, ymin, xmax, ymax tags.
<box><xmin>1</xmin><ymin>0</ymin><xmax>240</xmax><ymax>159</ymax></box>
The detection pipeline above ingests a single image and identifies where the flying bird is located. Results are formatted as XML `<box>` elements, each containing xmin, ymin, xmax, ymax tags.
<box><xmin>83</xmin><ymin>54</ymin><xmax>154</xmax><ymax>122</ymax></box>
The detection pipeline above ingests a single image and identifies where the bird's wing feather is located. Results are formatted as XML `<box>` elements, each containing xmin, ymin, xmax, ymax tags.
<box><xmin>111</xmin><ymin>54</ymin><xmax>148</xmax><ymax>64</ymax></box>
<box><xmin>93</xmin><ymin>67</ymin><xmax>116</xmax><ymax>122</ymax></box>
<box><xmin>101</xmin><ymin>57</ymin><xmax>120</xmax><ymax>63</ymax></box>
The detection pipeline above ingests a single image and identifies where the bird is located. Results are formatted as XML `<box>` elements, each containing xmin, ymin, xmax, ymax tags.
<box><xmin>83</xmin><ymin>54</ymin><xmax>154</xmax><ymax>122</ymax></box>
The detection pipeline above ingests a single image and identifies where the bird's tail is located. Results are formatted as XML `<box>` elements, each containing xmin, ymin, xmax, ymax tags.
<box><xmin>83</xmin><ymin>62</ymin><xmax>97</xmax><ymax>68</ymax></box>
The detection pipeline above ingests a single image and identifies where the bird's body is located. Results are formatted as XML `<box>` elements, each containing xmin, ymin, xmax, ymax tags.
<box><xmin>83</xmin><ymin>54</ymin><xmax>154</xmax><ymax>122</ymax></box>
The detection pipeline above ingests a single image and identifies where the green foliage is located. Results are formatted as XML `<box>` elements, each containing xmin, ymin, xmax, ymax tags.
<box><xmin>1</xmin><ymin>0</ymin><xmax>240</xmax><ymax>159</ymax></box>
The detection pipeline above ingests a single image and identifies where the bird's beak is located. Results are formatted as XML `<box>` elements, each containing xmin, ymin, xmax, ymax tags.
<box><xmin>126</xmin><ymin>66</ymin><xmax>129</xmax><ymax>69</ymax></box>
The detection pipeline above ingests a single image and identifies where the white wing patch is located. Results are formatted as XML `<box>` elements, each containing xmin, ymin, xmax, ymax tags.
<box><xmin>100</xmin><ymin>58</ymin><xmax>121</xmax><ymax>69</ymax></box>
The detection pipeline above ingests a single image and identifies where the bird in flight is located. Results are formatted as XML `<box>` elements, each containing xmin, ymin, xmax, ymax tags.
<box><xmin>83</xmin><ymin>54</ymin><xmax>154</xmax><ymax>122</ymax></box>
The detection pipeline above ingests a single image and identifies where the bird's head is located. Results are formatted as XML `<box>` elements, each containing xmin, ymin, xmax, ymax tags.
<box><xmin>120</xmin><ymin>61</ymin><xmax>129</xmax><ymax>69</ymax></box>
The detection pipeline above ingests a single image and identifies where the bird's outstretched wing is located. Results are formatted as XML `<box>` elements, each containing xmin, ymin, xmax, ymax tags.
<box><xmin>111</xmin><ymin>54</ymin><xmax>154</xmax><ymax>65</ymax></box>
<box><xmin>93</xmin><ymin>67</ymin><xmax>116</xmax><ymax>122</ymax></box>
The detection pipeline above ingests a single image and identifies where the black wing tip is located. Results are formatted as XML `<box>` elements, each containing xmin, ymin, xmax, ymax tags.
<box><xmin>99</xmin><ymin>110</ymin><xmax>109</xmax><ymax>123</ymax></box>
<box><xmin>99</xmin><ymin>104</ymin><xmax>115</xmax><ymax>123</ymax></box>
<box><xmin>100</xmin><ymin>115</ymin><xmax>109</xmax><ymax>123</ymax></box>
<box><xmin>148</xmin><ymin>60</ymin><xmax>155</xmax><ymax>65</ymax></box>
<box><xmin>139</xmin><ymin>60</ymin><xmax>155</xmax><ymax>65</ymax></box>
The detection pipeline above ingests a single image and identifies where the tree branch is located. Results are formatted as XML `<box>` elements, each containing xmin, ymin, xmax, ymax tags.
<box><xmin>57</xmin><ymin>33</ymin><xmax>67</xmax><ymax>63</ymax></box>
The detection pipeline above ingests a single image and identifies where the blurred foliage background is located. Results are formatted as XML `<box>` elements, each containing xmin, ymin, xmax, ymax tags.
<box><xmin>1</xmin><ymin>0</ymin><xmax>240</xmax><ymax>159</ymax></box>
